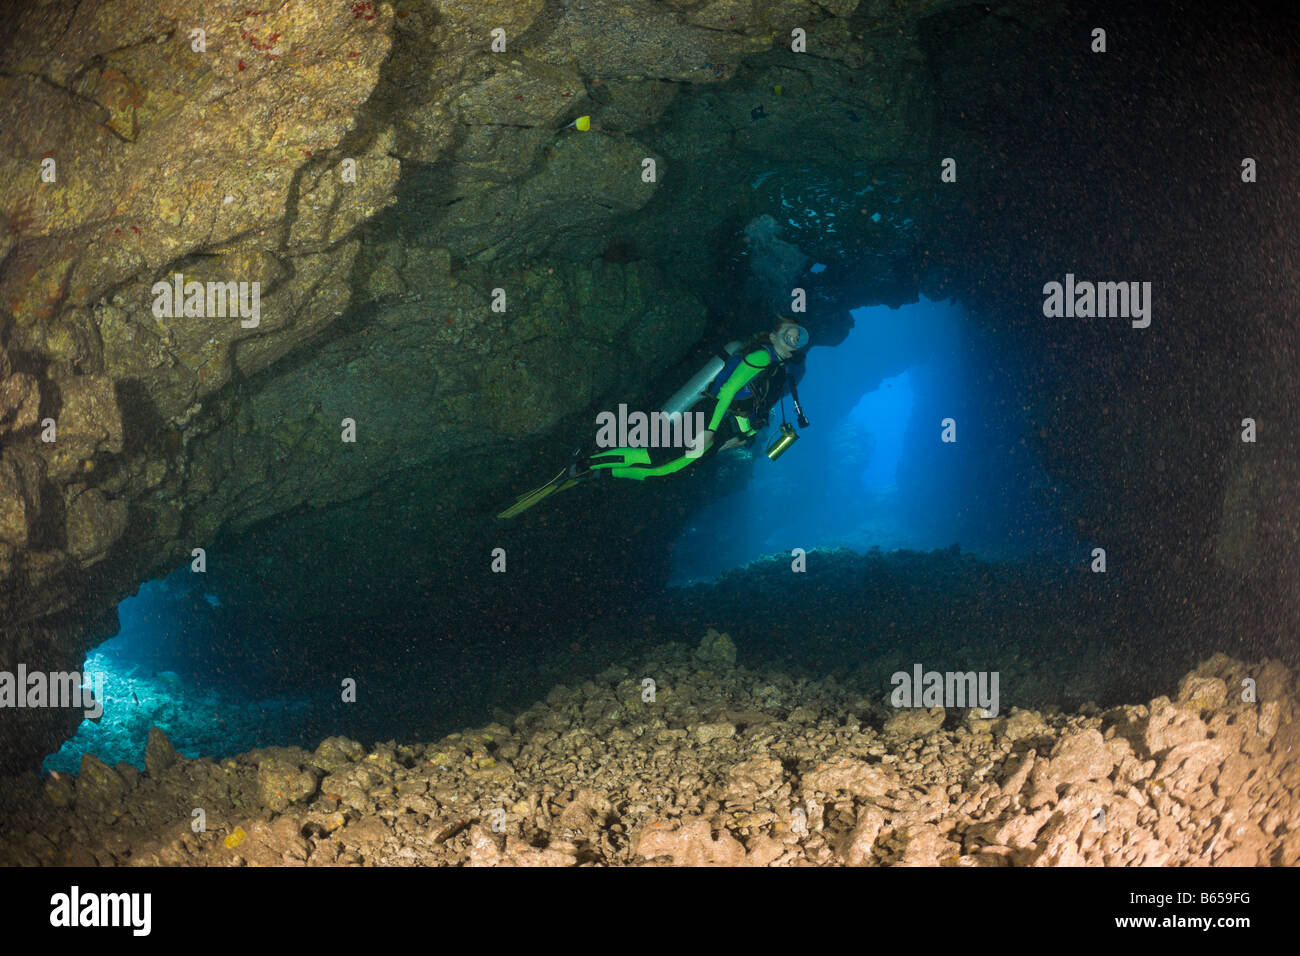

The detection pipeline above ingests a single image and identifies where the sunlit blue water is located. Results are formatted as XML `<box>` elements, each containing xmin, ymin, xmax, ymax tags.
<box><xmin>43</xmin><ymin>574</ymin><xmax>324</xmax><ymax>774</ymax></box>
<box><xmin>669</xmin><ymin>297</ymin><xmax>1079</xmax><ymax>585</ymax></box>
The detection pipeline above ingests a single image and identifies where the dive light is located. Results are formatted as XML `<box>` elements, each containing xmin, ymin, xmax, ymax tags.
<box><xmin>765</xmin><ymin>423</ymin><xmax>799</xmax><ymax>460</ymax></box>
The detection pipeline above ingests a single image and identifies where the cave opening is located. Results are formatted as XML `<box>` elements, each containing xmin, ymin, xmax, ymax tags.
<box><xmin>41</xmin><ymin>569</ymin><xmax>327</xmax><ymax>774</ymax></box>
<box><xmin>669</xmin><ymin>297</ymin><xmax>1078</xmax><ymax>586</ymax></box>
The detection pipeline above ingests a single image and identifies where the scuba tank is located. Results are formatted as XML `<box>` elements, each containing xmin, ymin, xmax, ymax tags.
<box><xmin>660</xmin><ymin>341</ymin><xmax>743</xmax><ymax>417</ymax></box>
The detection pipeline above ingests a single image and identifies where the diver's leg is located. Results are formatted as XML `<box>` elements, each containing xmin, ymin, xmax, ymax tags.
<box><xmin>587</xmin><ymin>442</ymin><xmax>717</xmax><ymax>480</ymax></box>
<box><xmin>582</xmin><ymin>401</ymin><xmax>725</xmax><ymax>479</ymax></box>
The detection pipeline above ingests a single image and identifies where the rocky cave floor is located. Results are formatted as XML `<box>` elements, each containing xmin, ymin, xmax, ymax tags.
<box><xmin>1</xmin><ymin>634</ymin><xmax>1297</xmax><ymax>867</ymax></box>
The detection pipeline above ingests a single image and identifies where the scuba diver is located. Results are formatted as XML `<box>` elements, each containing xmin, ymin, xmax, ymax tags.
<box><xmin>498</xmin><ymin>317</ymin><xmax>812</xmax><ymax>518</ymax></box>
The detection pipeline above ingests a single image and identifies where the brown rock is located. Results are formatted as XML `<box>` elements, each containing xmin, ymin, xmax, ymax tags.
<box><xmin>837</xmin><ymin>804</ymin><xmax>885</xmax><ymax>866</ymax></box>
<box><xmin>895</xmin><ymin>824</ymin><xmax>961</xmax><ymax>866</ymax></box>
<box><xmin>1142</xmin><ymin>698</ymin><xmax>1208</xmax><ymax>756</ymax></box>
<box><xmin>63</xmin><ymin>488</ymin><xmax>128</xmax><ymax>562</ymax></box>
<box><xmin>883</xmin><ymin>706</ymin><xmax>945</xmax><ymax>738</ymax></box>
<box><xmin>635</xmin><ymin>817</ymin><xmax>748</xmax><ymax>866</ymax></box>
<box><xmin>144</xmin><ymin>726</ymin><xmax>178</xmax><ymax>778</ymax></box>
<box><xmin>998</xmin><ymin>749</ymin><xmax>1037</xmax><ymax>799</ymax></box>
<box><xmin>0</xmin><ymin>370</ymin><xmax>39</xmax><ymax>434</ymax></box>
<box><xmin>1177</xmin><ymin>674</ymin><xmax>1229</xmax><ymax>712</ymax></box>
<box><xmin>724</xmin><ymin>756</ymin><xmax>784</xmax><ymax>804</ymax></box>
<box><xmin>802</xmin><ymin>757</ymin><xmax>895</xmax><ymax>799</ymax></box>
<box><xmin>43</xmin><ymin>376</ymin><xmax>123</xmax><ymax>479</ymax></box>
<box><xmin>744</xmin><ymin>833</ymin><xmax>786</xmax><ymax>867</ymax></box>
<box><xmin>1155</xmin><ymin>738</ymin><xmax>1232</xmax><ymax>788</ymax></box>
<box><xmin>0</xmin><ymin>454</ymin><xmax>35</xmax><ymax>547</ymax></box>
<box><xmin>1047</xmin><ymin>729</ymin><xmax>1115</xmax><ymax>786</ymax></box>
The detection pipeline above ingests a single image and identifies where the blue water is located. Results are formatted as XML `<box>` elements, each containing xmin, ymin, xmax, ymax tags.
<box><xmin>43</xmin><ymin>574</ymin><xmax>325</xmax><ymax>774</ymax></box>
<box><xmin>670</xmin><ymin>297</ymin><xmax>1079</xmax><ymax>585</ymax></box>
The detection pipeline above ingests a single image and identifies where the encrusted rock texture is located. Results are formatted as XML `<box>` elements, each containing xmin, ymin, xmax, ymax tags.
<box><xmin>0</xmin><ymin>0</ymin><xmax>957</xmax><ymax>770</ymax></box>
<box><xmin>1</xmin><ymin>646</ymin><xmax>1295</xmax><ymax>866</ymax></box>
<box><xmin>0</xmin><ymin>0</ymin><xmax>910</xmax><ymax>625</ymax></box>
<box><xmin>0</xmin><ymin>0</ymin><xmax>910</xmax><ymax>617</ymax></box>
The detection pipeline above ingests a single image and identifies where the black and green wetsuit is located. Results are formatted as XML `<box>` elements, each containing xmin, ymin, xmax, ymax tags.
<box><xmin>586</xmin><ymin>341</ymin><xmax>803</xmax><ymax>480</ymax></box>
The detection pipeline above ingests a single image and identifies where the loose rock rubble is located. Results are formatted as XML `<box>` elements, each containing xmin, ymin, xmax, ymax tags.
<box><xmin>1</xmin><ymin>638</ymin><xmax>1295</xmax><ymax>866</ymax></box>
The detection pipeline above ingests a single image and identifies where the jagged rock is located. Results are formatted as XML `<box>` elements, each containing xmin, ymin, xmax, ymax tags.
<box><xmin>894</xmin><ymin>823</ymin><xmax>962</xmax><ymax>866</ymax></box>
<box><xmin>77</xmin><ymin>753</ymin><xmax>125</xmax><ymax>806</ymax></box>
<box><xmin>63</xmin><ymin>489</ymin><xmax>128</xmax><ymax>563</ymax></box>
<box><xmin>42</xmin><ymin>376</ymin><xmax>123</xmax><ymax>480</ymax></box>
<box><xmin>695</xmin><ymin>722</ymin><xmax>736</xmax><ymax>744</ymax></box>
<box><xmin>455</xmin><ymin>59</ymin><xmax>585</xmax><ymax>128</ymax></box>
<box><xmin>1141</xmin><ymin>698</ymin><xmax>1209</xmax><ymax>756</ymax></box>
<box><xmin>724</xmin><ymin>756</ymin><xmax>784</xmax><ymax>804</ymax></box>
<box><xmin>0</xmin><ymin>358</ymin><xmax>39</xmax><ymax>435</ymax></box>
<box><xmin>43</xmin><ymin>772</ymin><xmax>76</xmax><ymax>808</ymax></box>
<box><xmin>838</xmin><ymin>804</ymin><xmax>886</xmax><ymax>865</ymax></box>
<box><xmin>695</xmin><ymin>628</ymin><xmax>737</xmax><ymax>665</ymax></box>
<box><xmin>2</xmin><ymin>647</ymin><xmax>1299</xmax><ymax>867</ymax></box>
<box><xmin>144</xmin><ymin>726</ymin><xmax>179</xmax><ymax>778</ymax></box>
<box><xmin>0</xmin><ymin>452</ymin><xmax>38</xmax><ymax>549</ymax></box>
<box><xmin>1045</xmin><ymin>729</ymin><xmax>1115</xmax><ymax>787</ymax></box>
<box><xmin>1177</xmin><ymin>674</ymin><xmax>1230</xmax><ymax>713</ymax></box>
<box><xmin>310</xmin><ymin>736</ymin><xmax>365</xmax><ymax>773</ymax></box>
<box><xmin>536</xmin><ymin>0</ymin><xmax>763</xmax><ymax>80</ymax></box>
<box><xmin>0</xmin><ymin>0</ymin><xmax>396</xmax><ymax>703</ymax></box>
<box><xmin>802</xmin><ymin>756</ymin><xmax>894</xmax><ymax>799</ymax></box>
<box><xmin>635</xmin><ymin>817</ymin><xmax>749</xmax><ymax>866</ymax></box>
<box><xmin>556</xmin><ymin>789</ymin><xmax>614</xmax><ymax>836</ymax></box>
<box><xmin>255</xmin><ymin>749</ymin><xmax>321</xmax><ymax>813</ymax></box>
<box><xmin>999</xmin><ymin>708</ymin><xmax>1053</xmax><ymax>742</ymax></box>
<box><xmin>883</xmin><ymin>706</ymin><xmax>945</xmax><ymax>739</ymax></box>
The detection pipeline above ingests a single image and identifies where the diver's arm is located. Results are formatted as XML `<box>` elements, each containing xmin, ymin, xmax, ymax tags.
<box><xmin>707</xmin><ymin>350</ymin><xmax>770</xmax><ymax>431</ymax></box>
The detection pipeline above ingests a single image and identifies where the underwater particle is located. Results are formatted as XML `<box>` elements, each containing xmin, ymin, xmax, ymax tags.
<box><xmin>224</xmin><ymin>827</ymin><xmax>246</xmax><ymax>849</ymax></box>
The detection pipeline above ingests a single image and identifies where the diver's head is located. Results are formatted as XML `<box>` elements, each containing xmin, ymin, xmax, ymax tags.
<box><xmin>769</xmin><ymin>318</ymin><xmax>810</xmax><ymax>360</ymax></box>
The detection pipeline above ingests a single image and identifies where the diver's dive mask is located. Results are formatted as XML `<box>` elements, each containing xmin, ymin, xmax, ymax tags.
<box><xmin>765</xmin><ymin>422</ymin><xmax>799</xmax><ymax>460</ymax></box>
<box><xmin>777</xmin><ymin>323</ymin><xmax>810</xmax><ymax>352</ymax></box>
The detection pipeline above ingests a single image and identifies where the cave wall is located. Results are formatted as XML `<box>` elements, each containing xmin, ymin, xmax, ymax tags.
<box><xmin>2</xmin><ymin>0</ymin><xmax>1296</xmax><ymax>772</ymax></box>
<box><xmin>0</xmin><ymin>0</ymin><xmax>959</xmax><ymax>769</ymax></box>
